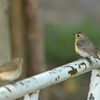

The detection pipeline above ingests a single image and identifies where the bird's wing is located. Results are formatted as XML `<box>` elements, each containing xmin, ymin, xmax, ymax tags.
<box><xmin>0</xmin><ymin>62</ymin><xmax>19</xmax><ymax>73</ymax></box>
<box><xmin>83</xmin><ymin>45</ymin><xmax>100</xmax><ymax>59</ymax></box>
<box><xmin>77</xmin><ymin>40</ymin><xmax>100</xmax><ymax>59</ymax></box>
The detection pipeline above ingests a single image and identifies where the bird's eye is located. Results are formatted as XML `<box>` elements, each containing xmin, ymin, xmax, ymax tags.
<box><xmin>19</xmin><ymin>59</ymin><xmax>21</xmax><ymax>61</ymax></box>
<box><xmin>77</xmin><ymin>35</ymin><xmax>79</xmax><ymax>37</ymax></box>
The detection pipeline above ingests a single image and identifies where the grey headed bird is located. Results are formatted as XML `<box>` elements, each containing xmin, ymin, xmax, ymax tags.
<box><xmin>73</xmin><ymin>32</ymin><xmax>100</xmax><ymax>60</ymax></box>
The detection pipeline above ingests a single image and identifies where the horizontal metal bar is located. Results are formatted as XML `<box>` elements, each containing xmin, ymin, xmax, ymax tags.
<box><xmin>0</xmin><ymin>57</ymin><xmax>100</xmax><ymax>100</ymax></box>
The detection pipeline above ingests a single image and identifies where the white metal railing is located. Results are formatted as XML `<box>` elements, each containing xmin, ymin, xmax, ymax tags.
<box><xmin>0</xmin><ymin>56</ymin><xmax>100</xmax><ymax>100</ymax></box>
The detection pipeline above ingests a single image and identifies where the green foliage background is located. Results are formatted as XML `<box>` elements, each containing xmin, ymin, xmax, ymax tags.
<box><xmin>44</xmin><ymin>18</ymin><xmax>100</xmax><ymax>64</ymax></box>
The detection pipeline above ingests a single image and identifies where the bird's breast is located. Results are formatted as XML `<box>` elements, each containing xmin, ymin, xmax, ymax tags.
<box><xmin>0</xmin><ymin>66</ymin><xmax>22</xmax><ymax>81</ymax></box>
<box><xmin>75</xmin><ymin>42</ymin><xmax>90</xmax><ymax>57</ymax></box>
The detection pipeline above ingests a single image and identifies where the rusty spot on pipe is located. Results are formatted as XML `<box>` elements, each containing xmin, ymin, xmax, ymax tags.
<box><xmin>85</xmin><ymin>57</ymin><xmax>92</xmax><ymax>66</ymax></box>
<box><xmin>96</xmin><ymin>74</ymin><xmax>100</xmax><ymax>77</ymax></box>
<box><xmin>89</xmin><ymin>93</ymin><xmax>95</xmax><ymax>100</ymax></box>
<box><xmin>6</xmin><ymin>96</ymin><xmax>8</xmax><ymax>98</ymax></box>
<box><xmin>55</xmin><ymin>76</ymin><xmax>60</xmax><ymax>81</ymax></box>
<box><xmin>68</xmin><ymin>66</ymin><xmax>77</xmax><ymax>76</ymax></box>
<box><xmin>19</xmin><ymin>82</ymin><xmax>24</xmax><ymax>85</ymax></box>
<box><xmin>28</xmin><ymin>81</ymin><xmax>31</xmax><ymax>83</ymax></box>
<box><xmin>58</xmin><ymin>76</ymin><xmax>60</xmax><ymax>79</ymax></box>
<box><xmin>79</xmin><ymin>62</ymin><xmax>87</xmax><ymax>72</ymax></box>
<box><xmin>5</xmin><ymin>87</ymin><xmax>11</xmax><ymax>92</ymax></box>
<box><xmin>49</xmin><ymin>72</ymin><xmax>53</xmax><ymax>74</ymax></box>
<box><xmin>80</xmin><ymin>62</ymin><xmax>86</xmax><ymax>66</ymax></box>
<box><xmin>94</xmin><ymin>83</ymin><xmax>98</xmax><ymax>89</ymax></box>
<box><xmin>78</xmin><ymin>64</ymin><xmax>81</xmax><ymax>68</ymax></box>
<box><xmin>55</xmin><ymin>78</ymin><xmax>57</xmax><ymax>81</ymax></box>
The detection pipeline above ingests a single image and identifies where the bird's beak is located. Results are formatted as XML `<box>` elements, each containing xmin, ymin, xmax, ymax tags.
<box><xmin>73</xmin><ymin>33</ymin><xmax>75</xmax><ymax>36</ymax></box>
<box><xmin>23</xmin><ymin>58</ymin><xmax>26</xmax><ymax>61</ymax></box>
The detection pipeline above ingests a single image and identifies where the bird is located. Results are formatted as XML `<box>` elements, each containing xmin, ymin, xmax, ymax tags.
<box><xmin>73</xmin><ymin>32</ymin><xmax>100</xmax><ymax>60</ymax></box>
<box><xmin>0</xmin><ymin>57</ymin><xmax>25</xmax><ymax>82</ymax></box>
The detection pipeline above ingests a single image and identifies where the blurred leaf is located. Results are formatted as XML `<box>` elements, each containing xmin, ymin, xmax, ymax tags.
<box><xmin>63</xmin><ymin>79</ymin><xmax>79</xmax><ymax>95</ymax></box>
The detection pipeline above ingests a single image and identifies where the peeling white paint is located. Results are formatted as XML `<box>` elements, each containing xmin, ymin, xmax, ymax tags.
<box><xmin>87</xmin><ymin>69</ymin><xmax>100</xmax><ymax>100</ymax></box>
<box><xmin>0</xmin><ymin>57</ymin><xmax>100</xmax><ymax>100</ymax></box>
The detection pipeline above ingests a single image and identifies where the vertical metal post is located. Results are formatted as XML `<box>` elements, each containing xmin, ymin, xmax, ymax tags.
<box><xmin>24</xmin><ymin>94</ymin><xmax>30</xmax><ymax>100</ymax></box>
<box><xmin>87</xmin><ymin>69</ymin><xmax>100</xmax><ymax>100</ymax></box>
<box><xmin>30</xmin><ymin>90</ymin><xmax>40</xmax><ymax>100</ymax></box>
<box><xmin>24</xmin><ymin>90</ymin><xmax>40</xmax><ymax>100</ymax></box>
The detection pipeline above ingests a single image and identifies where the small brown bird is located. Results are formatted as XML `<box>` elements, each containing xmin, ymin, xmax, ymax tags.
<box><xmin>0</xmin><ymin>57</ymin><xmax>25</xmax><ymax>82</ymax></box>
<box><xmin>73</xmin><ymin>32</ymin><xmax>100</xmax><ymax>60</ymax></box>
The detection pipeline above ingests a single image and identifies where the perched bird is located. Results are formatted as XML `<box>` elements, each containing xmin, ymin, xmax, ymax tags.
<box><xmin>0</xmin><ymin>57</ymin><xmax>25</xmax><ymax>82</ymax></box>
<box><xmin>73</xmin><ymin>32</ymin><xmax>100</xmax><ymax>60</ymax></box>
